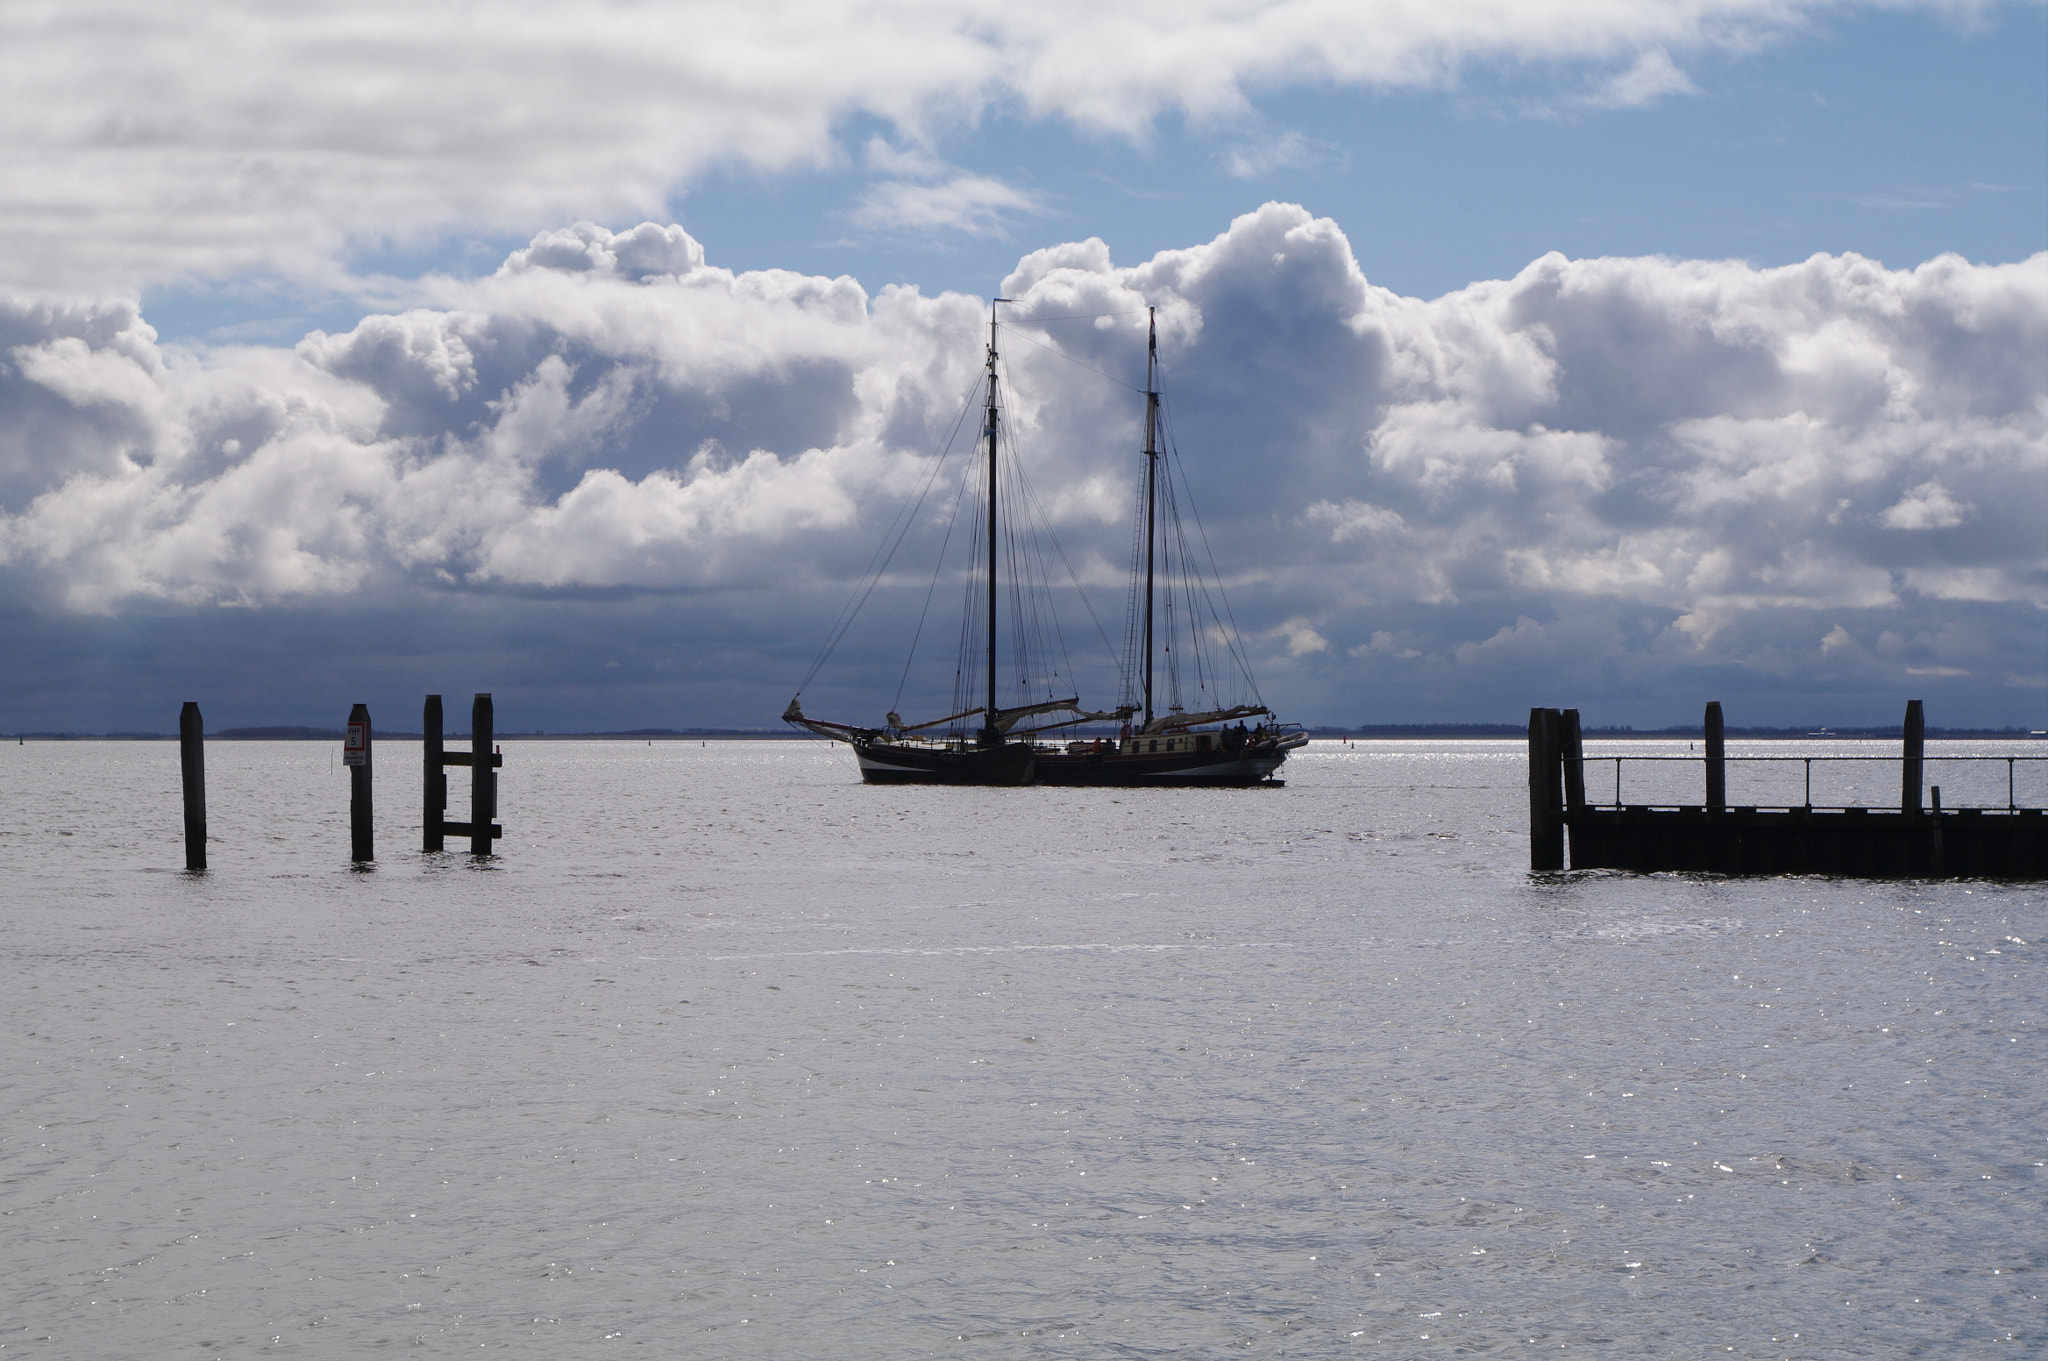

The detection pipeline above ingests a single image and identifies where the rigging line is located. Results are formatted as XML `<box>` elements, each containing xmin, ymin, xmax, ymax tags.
<box><xmin>1117</xmin><ymin>437</ymin><xmax>1149</xmax><ymax>711</ymax></box>
<box><xmin>1000</xmin><ymin>434</ymin><xmax>1063</xmax><ymax>703</ymax></box>
<box><xmin>1000</xmin><ymin>326</ymin><xmax>1145</xmax><ymax>393</ymax></box>
<box><xmin>951</xmin><ymin>497</ymin><xmax>987</xmax><ymax>730</ymax></box>
<box><xmin>990</xmin><ymin>371</ymin><xmax>1112</xmax><ymax>693</ymax></box>
<box><xmin>1165</xmin><ymin>435</ymin><xmax>1256</xmax><ymax>700</ymax></box>
<box><xmin>1159</xmin><ymin>394</ymin><xmax>1263</xmax><ymax>698</ymax></box>
<box><xmin>1002</xmin><ymin>421</ymin><xmax>1123</xmax><ymax>693</ymax></box>
<box><xmin>1002</xmin><ymin>455</ymin><xmax>1030</xmax><ymax>699</ymax></box>
<box><xmin>795</xmin><ymin>371</ymin><xmax>982</xmax><ymax>695</ymax></box>
<box><xmin>1023</xmin><ymin>488</ymin><xmax>1076</xmax><ymax>700</ymax></box>
<box><xmin>893</xmin><ymin>437</ymin><xmax>983</xmax><ymax>715</ymax></box>
<box><xmin>1004</xmin><ymin>459</ymin><xmax>1048</xmax><ymax>698</ymax></box>
<box><xmin>1165</xmin><ymin>472</ymin><xmax>1219</xmax><ymax>702</ymax></box>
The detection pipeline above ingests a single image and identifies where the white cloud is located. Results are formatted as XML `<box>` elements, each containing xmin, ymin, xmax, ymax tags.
<box><xmin>1304</xmin><ymin>499</ymin><xmax>1406</xmax><ymax>543</ymax></box>
<box><xmin>848</xmin><ymin>136</ymin><xmax>1045</xmax><ymax>238</ymax></box>
<box><xmin>1879</xmin><ymin>479</ymin><xmax>1972</xmax><ymax>529</ymax></box>
<box><xmin>1583</xmin><ymin>48</ymin><xmax>1700</xmax><ymax>109</ymax></box>
<box><xmin>1350</xmin><ymin>629</ymin><xmax>1423</xmax><ymax>659</ymax></box>
<box><xmin>0</xmin><ymin>207</ymin><xmax>2042</xmax><ymax>719</ymax></box>
<box><xmin>1222</xmin><ymin>130</ymin><xmax>1320</xmax><ymax>179</ymax></box>
<box><xmin>0</xmin><ymin>0</ymin><xmax>1995</xmax><ymax>291</ymax></box>
<box><xmin>1276</xmin><ymin>616</ymin><xmax>1331</xmax><ymax>655</ymax></box>
<box><xmin>852</xmin><ymin>173</ymin><xmax>1045</xmax><ymax>238</ymax></box>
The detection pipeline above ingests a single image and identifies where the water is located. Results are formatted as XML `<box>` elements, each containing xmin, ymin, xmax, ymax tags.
<box><xmin>3</xmin><ymin>738</ymin><xmax>2042</xmax><ymax>1357</ymax></box>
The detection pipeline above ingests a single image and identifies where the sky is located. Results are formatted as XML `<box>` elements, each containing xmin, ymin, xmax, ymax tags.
<box><xmin>1</xmin><ymin>0</ymin><xmax>2043</xmax><ymax>734</ymax></box>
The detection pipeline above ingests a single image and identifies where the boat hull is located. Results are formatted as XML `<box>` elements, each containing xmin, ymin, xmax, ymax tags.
<box><xmin>853</xmin><ymin>738</ymin><xmax>1037</xmax><ymax>786</ymax></box>
<box><xmin>1033</xmin><ymin>746</ymin><xmax>1286</xmax><ymax>787</ymax></box>
<box><xmin>847</xmin><ymin>735</ymin><xmax>1289</xmax><ymax>787</ymax></box>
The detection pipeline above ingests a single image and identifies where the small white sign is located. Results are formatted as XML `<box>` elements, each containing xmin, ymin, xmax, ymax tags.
<box><xmin>343</xmin><ymin>722</ymin><xmax>367</xmax><ymax>766</ymax></box>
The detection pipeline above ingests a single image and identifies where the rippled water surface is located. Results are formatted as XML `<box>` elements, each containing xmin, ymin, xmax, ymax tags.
<box><xmin>3</xmin><ymin>738</ymin><xmax>2042</xmax><ymax>1357</ymax></box>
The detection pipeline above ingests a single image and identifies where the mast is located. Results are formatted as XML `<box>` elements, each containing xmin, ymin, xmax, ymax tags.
<box><xmin>982</xmin><ymin>298</ymin><xmax>1006</xmax><ymax>746</ymax></box>
<box><xmin>1141</xmin><ymin>306</ymin><xmax>1160</xmax><ymax>730</ymax></box>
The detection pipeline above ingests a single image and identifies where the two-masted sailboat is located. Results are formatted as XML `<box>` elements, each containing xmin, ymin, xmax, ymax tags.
<box><xmin>784</xmin><ymin>300</ymin><xmax>1306</xmax><ymax>785</ymax></box>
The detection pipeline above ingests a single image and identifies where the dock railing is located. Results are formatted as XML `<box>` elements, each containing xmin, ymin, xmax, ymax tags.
<box><xmin>1529</xmin><ymin>699</ymin><xmax>2045</xmax><ymax>877</ymax></box>
<box><xmin>1589</xmin><ymin>751</ymin><xmax>2044</xmax><ymax>812</ymax></box>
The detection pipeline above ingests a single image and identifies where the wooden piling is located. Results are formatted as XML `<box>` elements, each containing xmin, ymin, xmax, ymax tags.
<box><xmin>346</xmin><ymin>703</ymin><xmax>373</xmax><ymax>863</ymax></box>
<box><xmin>1704</xmin><ymin>701</ymin><xmax>1726</xmax><ymax>813</ymax></box>
<box><xmin>1560</xmin><ymin>708</ymin><xmax>1586</xmax><ymax>815</ymax></box>
<box><xmin>470</xmin><ymin>693</ymin><xmax>494</xmax><ymax>856</ymax></box>
<box><xmin>179</xmin><ymin>701</ymin><xmax>206</xmax><ymax>871</ymax></box>
<box><xmin>1902</xmin><ymin>699</ymin><xmax>1924</xmax><ymax>815</ymax></box>
<box><xmin>1528</xmin><ymin>706</ymin><xmax>1564</xmax><ymax>871</ymax></box>
<box><xmin>423</xmin><ymin>694</ymin><xmax>445</xmax><ymax>852</ymax></box>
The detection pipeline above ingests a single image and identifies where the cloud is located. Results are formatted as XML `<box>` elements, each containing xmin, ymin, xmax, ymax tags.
<box><xmin>1582</xmin><ymin>48</ymin><xmax>1700</xmax><ymax>109</ymax></box>
<box><xmin>1</xmin><ymin>208</ymin><xmax>2043</xmax><ymax>725</ymax></box>
<box><xmin>1880</xmin><ymin>480</ymin><xmax>1972</xmax><ymax>530</ymax></box>
<box><xmin>850</xmin><ymin>137</ymin><xmax>1046</xmax><ymax>239</ymax></box>
<box><xmin>852</xmin><ymin>173</ymin><xmax>1046</xmax><ymax>239</ymax></box>
<box><xmin>0</xmin><ymin>0</ymin><xmax>1998</xmax><ymax>292</ymax></box>
<box><xmin>1222</xmin><ymin>130</ymin><xmax>1322</xmax><ymax>179</ymax></box>
<box><xmin>1276</xmin><ymin>616</ymin><xmax>1331</xmax><ymax>655</ymax></box>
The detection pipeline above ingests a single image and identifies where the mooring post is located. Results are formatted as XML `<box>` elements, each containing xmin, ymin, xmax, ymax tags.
<box><xmin>179</xmin><ymin>701</ymin><xmax>206</xmax><ymax>871</ymax></box>
<box><xmin>1901</xmin><ymin>698</ymin><xmax>1924</xmax><ymax>815</ymax></box>
<box><xmin>470</xmin><ymin>693</ymin><xmax>494</xmax><ymax>856</ymax></box>
<box><xmin>346</xmin><ymin>703</ymin><xmax>373</xmax><ymax>863</ymax></box>
<box><xmin>1560</xmin><ymin>708</ymin><xmax>1587</xmax><ymax>814</ymax></box>
<box><xmin>1704</xmin><ymin>701</ymin><xmax>1726</xmax><ymax>813</ymax></box>
<box><xmin>423</xmin><ymin>694</ymin><xmax>445</xmax><ymax>852</ymax></box>
<box><xmin>1559</xmin><ymin>708</ymin><xmax>1586</xmax><ymax>871</ymax></box>
<box><xmin>1528</xmin><ymin>707</ymin><xmax>1565</xmax><ymax>871</ymax></box>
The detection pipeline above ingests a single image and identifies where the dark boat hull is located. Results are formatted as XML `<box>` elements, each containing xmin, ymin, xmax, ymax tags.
<box><xmin>848</xmin><ymin>735</ymin><xmax>1288</xmax><ymax>787</ymax></box>
<box><xmin>1033</xmin><ymin>746</ymin><xmax>1285</xmax><ymax>787</ymax></box>
<box><xmin>853</xmin><ymin>739</ymin><xmax>1037</xmax><ymax>785</ymax></box>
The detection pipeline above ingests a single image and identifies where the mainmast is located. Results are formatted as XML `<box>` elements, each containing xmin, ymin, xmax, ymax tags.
<box><xmin>981</xmin><ymin>298</ymin><xmax>1007</xmax><ymax>747</ymax></box>
<box><xmin>1141</xmin><ymin>306</ymin><xmax>1160</xmax><ymax>730</ymax></box>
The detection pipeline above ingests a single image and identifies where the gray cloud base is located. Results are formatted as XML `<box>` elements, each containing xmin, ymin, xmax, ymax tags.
<box><xmin>1</xmin><ymin>207</ymin><xmax>2042</xmax><ymax>732</ymax></box>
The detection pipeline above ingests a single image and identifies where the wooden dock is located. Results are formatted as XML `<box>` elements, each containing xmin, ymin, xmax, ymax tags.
<box><xmin>1529</xmin><ymin>701</ymin><xmax>2045</xmax><ymax>878</ymax></box>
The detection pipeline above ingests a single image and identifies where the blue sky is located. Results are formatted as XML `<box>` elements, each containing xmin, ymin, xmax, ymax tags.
<box><xmin>141</xmin><ymin>6</ymin><xmax>2045</xmax><ymax>344</ymax></box>
<box><xmin>1</xmin><ymin>1</ymin><xmax>2042</xmax><ymax>733</ymax></box>
<box><xmin>683</xmin><ymin>7</ymin><xmax>2045</xmax><ymax>297</ymax></box>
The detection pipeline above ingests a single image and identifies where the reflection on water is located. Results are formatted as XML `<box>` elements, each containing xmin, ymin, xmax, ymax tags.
<box><xmin>1</xmin><ymin>739</ymin><xmax>2041</xmax><ymax>1356</ymax></box>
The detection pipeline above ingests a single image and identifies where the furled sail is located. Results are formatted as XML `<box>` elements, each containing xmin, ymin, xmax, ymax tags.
<box><xmin>997</xmin><ymin>700</ymin><xmax>1139</xmax><ymax>736</ymax></box>
<box><xmin>1141</xmin><ymin>704</ymin><xmax>1269</xmax><ymax>735</ymax></box>
<box><xmin>887</xmin><ymin>707</ymin><xmax>986</xmax><ymax>735</ymax></box>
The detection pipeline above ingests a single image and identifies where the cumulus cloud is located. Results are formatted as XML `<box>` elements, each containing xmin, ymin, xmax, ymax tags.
<box><xmin>1276</xmin><ymin>616</ymin><xmax>1332</xmax><ymax>655</ymax></box>
<box><xmin>1</xmin><ymin>208</ymin><xmax>2043</xmax><ymax>723</ymax></box>
<box><xmin>1879</xmin><ymin>479</ymin><xmax>1972</xmax><ymax>530</ymax></box>
<box><xmin>0</xmin><ymin>0</ymin><xmax>2001</xmax><ymax>291</ymax></box>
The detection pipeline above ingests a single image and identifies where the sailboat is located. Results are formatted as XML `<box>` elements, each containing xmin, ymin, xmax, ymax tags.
<box><xmin>784</xmin><ymin>300</ymin><xmax>1306</xmax><ymax>786</ymax></box>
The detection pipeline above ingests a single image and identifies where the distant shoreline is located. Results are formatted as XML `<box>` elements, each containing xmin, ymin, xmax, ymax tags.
<box><xmin>9</xmin><ymin>725</ymin><xmax>2043</xmax><ymax>742</ymax></box>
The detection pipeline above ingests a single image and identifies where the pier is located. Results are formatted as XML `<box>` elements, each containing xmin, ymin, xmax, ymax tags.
<box><xmin>1529</xmin><ymin>701</ymin><xmax>2045</xmax><ymax>878</ymax></box>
